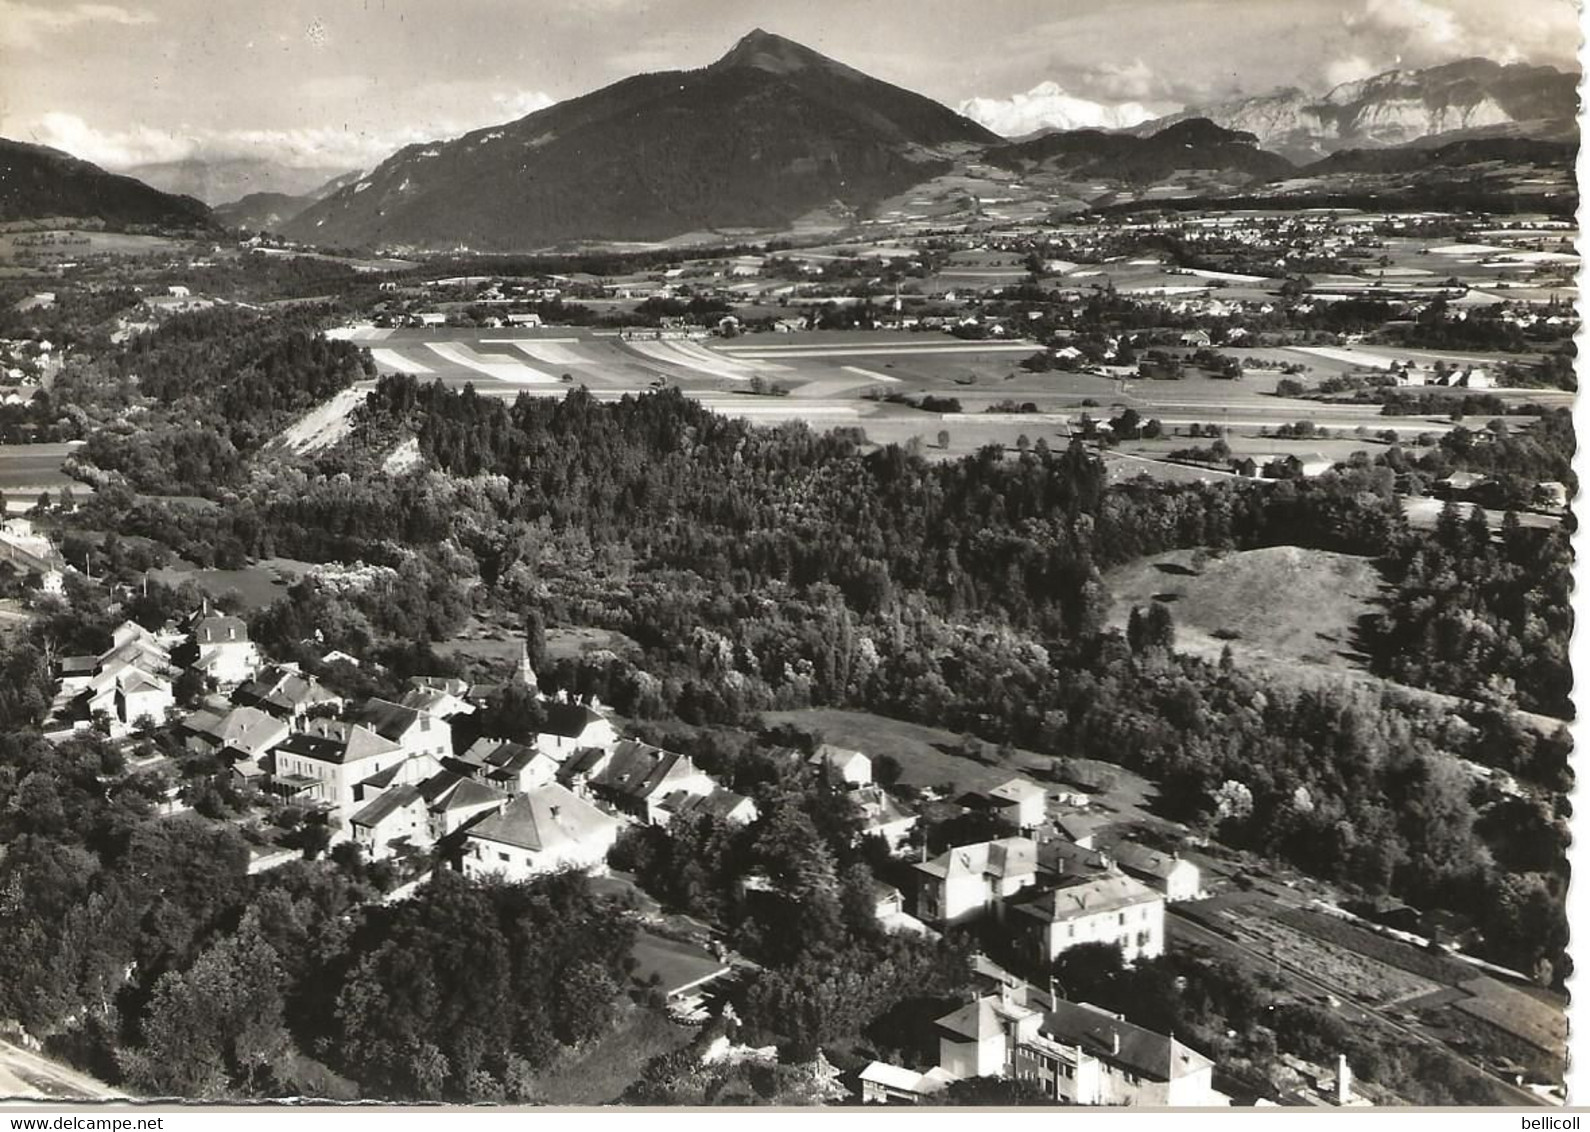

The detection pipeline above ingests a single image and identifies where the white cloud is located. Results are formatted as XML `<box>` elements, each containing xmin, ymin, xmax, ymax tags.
<box><xmin>1345</xmin><ymin>0</ymin><xmax>1467</xmax><ymax>52</ymax></box>
<box><xmin>0</xmin><ymin>0</ymin><xmax>153</xmax><ymax>48</ymax></box>
<box><xmin>959</xmin><ymin>82</ymin><xmax>1160</xmax><ymax>139</ymax></box>
<box><xmin>1323</xmin><ymin>55</ymin><xmax>1385</xmax><ymax>87</ymax></box>
<box><xmin>22</xmin><ymin>112</ymin><xmax>191</xmax><ymax>167</ymax></box>
<box><xmin>490</xmin><ymin>90</ymin><xmax>558</xmax><ymax>120</ymax></box>
<box><xmin>7</xmin><ymin>88</ymin><xmax>561</xmax><ymax>174</ymax></box>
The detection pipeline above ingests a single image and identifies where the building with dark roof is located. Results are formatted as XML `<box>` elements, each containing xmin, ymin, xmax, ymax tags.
<box><xmin>533</xmin><ymin>700</ymin><xmax>618</xmax><ymax>761</ymax></box>
<box><xmin>656</xmin><ymin>786</ymin><xmax>758</xmax><ymax>827</ymax></box>
<box><xmin>349</xmin><ymin>784</ymin><xmax>429</xmax><ymax>860</ymax></box>
<box><xmin>585</xmin><ymin>739</ymin><xmax>715</xmax><ymax>824</ymax></box>
<box><xmin>233</xmin><ymin>664</ymin><xmax>343</xmax><ymax>719</ymax></box>
<box><xmin>933</xmin><ymin>991</ymin><xmax>1225</xmax><ymax>1106</ymax></box>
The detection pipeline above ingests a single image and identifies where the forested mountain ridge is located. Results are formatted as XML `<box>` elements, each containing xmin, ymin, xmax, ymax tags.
<box><xmin>0</xmin><ymin>137</ymin><xmax>215</xmax><ymax>229</ymax></box>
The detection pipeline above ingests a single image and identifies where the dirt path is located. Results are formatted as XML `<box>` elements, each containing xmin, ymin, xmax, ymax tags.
<box><xmin>0</xmin><ymin>1040</ymin><xmax>123</xmax><ymax>1101</ymax></box>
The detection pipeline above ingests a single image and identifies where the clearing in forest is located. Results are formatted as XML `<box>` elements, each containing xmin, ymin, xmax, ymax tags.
<box><xmin>1104</xmin><ymin>545</ymin><xmax>1386</xmax><ymax>675</ymax></box>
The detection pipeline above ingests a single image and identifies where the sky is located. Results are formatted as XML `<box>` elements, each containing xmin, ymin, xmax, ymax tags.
<box><xmin>0</xmin><ymin>0</ymin><xmax>1581</xmax><ymax>178</ymax></box>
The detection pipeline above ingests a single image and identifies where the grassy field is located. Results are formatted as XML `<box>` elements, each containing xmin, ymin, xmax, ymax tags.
<box><xmin>0</xmin><ymin>443</ymin><xmax>80</xmax><ymax>491</ymax></box>
<box><xmin>763</xmin><ymin>706</ymin><xmax>1044</xmax><ymax>795</ymax></box>
<box><xmin>760</xmin><ymin>706</ymin><xmax>1177</xmax><ymax>843</ymax></box>
<box><xmin>1451</xmin><ymin>977</ymin><xmax>1568</xmax><ymax>1057</ymax></box>
<box><xmin>532</xmin><ymin>1006</ymin><xmax>695</xmax><ymax>1106</ymax></box>
<box><xmin>149</xmin><ymin>557</ymin><xmax>313</xmax><ymax>609</ymax></box>
<box><xmin>1104</xmin><ymin>545</ymin><xmax>1386</xmax><ymax>673</ymax></box>
<box><xmin>630</xmin><ymin>930</ymin><xmax>728</xmax><ymax>997</ymax></box>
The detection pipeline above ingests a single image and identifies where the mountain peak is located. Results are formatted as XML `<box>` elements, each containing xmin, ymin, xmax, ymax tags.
<box><xmin>712</xmin><ymin>28</ymin><xmax>829</xmax><ymax>76</ymax></box>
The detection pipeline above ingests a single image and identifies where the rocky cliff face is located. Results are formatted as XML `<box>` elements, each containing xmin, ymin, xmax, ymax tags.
<box><xmin>1132</xmin><ymin>59</ymin><xmax>1577</xmax><ymax>163</ymax></box>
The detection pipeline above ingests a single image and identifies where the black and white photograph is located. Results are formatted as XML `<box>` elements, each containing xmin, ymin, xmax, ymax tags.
<box><xmin>0</xmin><ymin>0</ymin><xmax>1579</xmax><ymax>1112</ymax></box>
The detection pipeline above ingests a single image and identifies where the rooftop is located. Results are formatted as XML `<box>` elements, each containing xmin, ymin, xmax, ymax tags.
<box><xmin>465</xmin><ymin>783</ymin><xmax>618</xmax><ymax>853</ymax></box>
<box><xmin>915</xmin><ymin>836</ymin><xmax>1037</xmax><ymax>881</ymax></box>
<box><xmin>1040</xmin><ymin>1001</ymin><xmax>1213</xmax><ymax>1083</ymax></box>
<box><xmin>349</xmin><ymin>784</ymin><xmax>424</xmax><ymax>829</ymax></box>
<box><xmin>540</xmin><ymin>700</ymin><xmax>607</xmax><ymax>738</ymax></box>
<box><xmin>1013</xmin><ymin>873</ymin><xmax>1161</xmax><ymax>924</ymax></box>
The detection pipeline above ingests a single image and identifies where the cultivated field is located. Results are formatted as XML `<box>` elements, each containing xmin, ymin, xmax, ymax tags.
<box><xmin>0</xmin><ymin>442</ymin><xmax>82</xmax><ymax>493</ymax></box>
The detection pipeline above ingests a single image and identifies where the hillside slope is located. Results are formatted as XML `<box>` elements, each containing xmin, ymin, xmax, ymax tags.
<box><xmin>0</xmin><ymin>138</ymin><xmax>213</xmax><ymax>228</ymax></box>
<box><xmin>986</xmin><ymin>118</ymin><xmax>1293</xmax><ymax>183</ymax></box>
<box><xmin>283</xmin><ymin>29</ymin><xmax>998</xmax><ymax>251</ymax></box>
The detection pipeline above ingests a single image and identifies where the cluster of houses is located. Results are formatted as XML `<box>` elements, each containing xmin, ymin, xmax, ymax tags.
<box><xmin>47</xmin><ymin>607</ymin><xmax>1258</xmax><ymax>1105</ymax></box>
<box><xmin>49</xmin><ymin>615</ymin><xmax>775</xmax><ymax>882</ymax></box>
<box><xmin>858</xmin><ymin>955</ymin><xmax>1235</xmax><ymax>1108</ymax></box>
<box><xmin>52</xmin><ymin>606</ymin><xmax>261</xmax><ymax>737</ymax></box>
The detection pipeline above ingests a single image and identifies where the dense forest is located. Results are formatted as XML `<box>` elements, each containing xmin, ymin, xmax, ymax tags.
<box><xmin>56</xmin><ymin>306</ymin><xmax>373</xmax><ymax>494</ymax></box>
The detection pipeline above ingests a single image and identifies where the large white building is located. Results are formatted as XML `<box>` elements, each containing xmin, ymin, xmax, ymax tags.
<box><xmin>1013</xmin><ymin>873</ymin><xmax>1165</xmax><ymax>964</ymax></box>
<box><xmin>935</xmin><ymin>992</ymin><xmax>1226</xmax><ymax>1106</ymax></box>
<box><xmin>914</xmin><ymin>838</ymin><xmax>1039</xmax><ymax>927</ymax></box>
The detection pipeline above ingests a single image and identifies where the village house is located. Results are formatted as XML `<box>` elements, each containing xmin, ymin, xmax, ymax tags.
<box><xmin>934</xmin><ymin>991</ymin><xmax>1224</xmax><ymax>1106</ymax></box>
<box><xmin>858</xmin><ymin>1062</ymin><xmax>955</xmax><ymax>1105</ymax></box>
<box><xmin>1104</xmin><ymin>841</ymin><xmax>1203</xmax><ymax>902</ymax></box>
<box><xmin>983</xmin><ymin>777</ymin><xmax>1048</xmax><ymax>833</ymax></box>
<box><xmin>1055</xmin><ymin>812</ymin><xmax>1111</xmax><ymax>849</ymax></box>
<box><xmin>533</xmin><ymin>700</ymin><xmax>620</xmax><ymax>761</ymax></box>
<box><xmin>414</xmin><ymin>768</ymin><xmax>507</xmax><ymax>839</ymax></box>
<box><xmin>233</xmin><ymin>664</ymin><xmax>344</xmax><ymax>719</ymax></box>
<box><xmin>0</xmin><ymin>517</ymin><xmax>66</xmax><ymax>593</ymax></box>
<box><xmin>183</xmin><ymin>704</ymin><xmax>290</xmax><ymax>764</ymax></box>
<box><xmin>583</xmin><ymin>739</ymin><xmax>716</xmax><ymax>824</ymax></box>
<box><xmin>400</xmin><ymin>676</ymin><xmax>476</xmax><ymax>722</ymax></box>
<box><xmin>655</xmin><ymin>786</ymin><xmax>759</xmax><ymax>827</ymax></box>
<box><xmin>56</xmin><ymin>621</ymin><xmax>178</xmax><ymax>736</ymax></box>
<box><xmin>353</xmin><ymin>697</ymin><xmax>453</xmax><ymax>763</ymax></box>
<box><xmin>189</xmin><ymin>613</ymin><xmax>263</xmax><ymax>688</ymax></box>
<box><xmin>348</xmin><ymin>785</ymin><xmax>431</xmax><ymax>860</ymax></box>
<box><xmin>808</xmin><ymin>743</ymin><xmax>872</xmax><ymax>785</ymax></box>
<box><xmin>849</xmin><ymin>784</ymin><xmax>918</xmax><ymax>853</ymax></box>
<box><xmin>1010</xmin><ymin>1001</ymin><xmax>1224</xmax><ymax>1106</ymax></box>
<box><xmin>1013</xmin><ymin>872</ymin><xmax>1166</xmax><ymax>964</ymax></box>
<box><xmin>914</xmin><ymin>837</ymin><xmax>1039</xmax><ymax>927</ymax></box>
<box><xmin>450</xmin><ymin>737</ymin><xmax>559</xmax><ymax>794</ymax></box>
<box><xmin>460</xmin><ymin>783</ymin><xmax>621</xmax><ymax>882</ymax></box>
<box><xmin>872</xmin><ymin>881</ymin><xmax>938</xmax><ymax>939</ymax></box>
<box><xmin>268</xmin><ymin>719</ymin><xmax>427</xmax><ymax>819</ymax></box>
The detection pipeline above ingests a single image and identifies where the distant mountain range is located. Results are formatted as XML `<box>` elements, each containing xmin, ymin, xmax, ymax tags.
<box><xmin>126</xmin><ymin>157</ymin><xmax>358</xmax><ymax>206</ymax></box>
<box><xmin>0</xmin><ymin>138</ymin><xmax>213</xmax><ymax>229</ymax></box>
<box><xmin>2</xmin><ymin>41</ymin><xmax>1578</xmax><ymax>246</ymax></box>
<box><xmin>280</xmin><ymin>29</ymin><xmax>999</xmax><ymax>251</ymax></box>
<box><xmin>1129</xmin><ymin>58</ymin><xmax>1578</xmax><ymax>164</ymax></box>
<box><xmin>986</xmin><ymin>118</ymin><xmax>1293</xmax><ymax>184</ymax></box>
<box><xmin>213</xmin><ymin>171</ymin><xmax>363</xmax><ymax>232</ymax></box>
